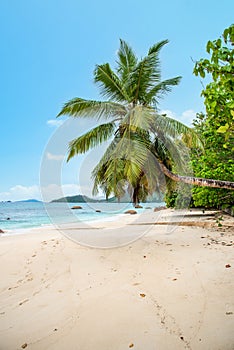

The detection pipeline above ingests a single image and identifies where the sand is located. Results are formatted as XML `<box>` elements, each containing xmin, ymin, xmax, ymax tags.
<box><xmin>0</xmin><ymin>209</ymin><xmax>234</xmax><ymax>350</ymax></box>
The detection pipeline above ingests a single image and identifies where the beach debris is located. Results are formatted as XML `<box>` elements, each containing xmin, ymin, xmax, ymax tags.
<box><xmin>21</xmin><ymin>343</ymin><xmax>28</xmax><ymax>349</ymax></box>
<box><xmin>225</xmin><ymin>264</ymin><xmax>231</xmax><ymax>268</ymax></box>
<box><xmin>124</xmin><ymin>210</ymin><xmax>137</xmax><ymax>215</ymax></box>
<box><xmin>129</xmin><ymin>343</ymin><xmax>134</xmax><ymax>348</ymax></box>
<box><xmin>154</xmin><ymin>206</ymin><xmax>166</xmax><ymax>212</ymax></box>
<box><xmin>140</xmin><ymin>293</ymin><xmax>146</xmax><ymax>298</ymax></box>
<box><xmin>54</xmin><ymin>328</ymin><xmax>58</xmax><ymax>331</ymax></box>
<box><xmin>71</xmin><ymin>206</ymin><xmax>83</xmax><ymax>209</ymax></box>
<box><xmin>143</xmin><ymin>255</ymin><xmax>147</xmax><ymax>258</ymax></box>
<box><xmin>226</xmin><ymin>311</ymin><xmax>233</xmax><ymax>315</ymax></box>
<box><xmin>172</xmin><ymin>278</ymin><xmax>177</xmax><ymax>281</ymax></box>
<box><xmin>19</xmin><ymin>299</ymin><xmax>29</xmax><ymax>306</ymax></box>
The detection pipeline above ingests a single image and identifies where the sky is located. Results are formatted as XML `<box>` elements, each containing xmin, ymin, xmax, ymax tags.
<box><xmin>0</xmin><ymin>0</ymin><xmax>233</xmax><ymax>201</ymax></box>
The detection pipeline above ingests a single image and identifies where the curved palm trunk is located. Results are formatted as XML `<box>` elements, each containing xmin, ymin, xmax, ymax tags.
<box><xmin>160</xmin><ymin>163</ymin><xmax>234</xmax><ymax>190</ymax></box>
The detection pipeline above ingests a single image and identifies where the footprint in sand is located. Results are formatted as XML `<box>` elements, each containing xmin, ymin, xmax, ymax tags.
<box><xmin>41</xmin><ymin>241</ymin><xmax>48</xmax><ymax>249</ymax></box>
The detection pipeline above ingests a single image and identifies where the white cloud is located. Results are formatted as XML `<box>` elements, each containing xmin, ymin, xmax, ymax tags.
<box><xmin>160</xmin><ymin>109</ymin><xmax>196</xmax><ymax>126</ymax></box>
<box><xmin>160</xmin><ymin>109</ymin><xmax>176</xmax><ymax>119</ymax></box>
<box><xmin>41</xmin><ymin>183</ymin><xmax>95</xmax><ymax>202</ymax></box>
<box><xmin>46</xmin><ymin>152</ymin><xmax>65</xmax><ymax>161</ymax></box>
<box><xmin>180</xmin><ymin>109</ymin><xmax>196</xmax><ymax>125</ymax></box>
<box><xmin>0</xmin><ymin>185</ymin><xmax>42</xmax><ymax>202</ymax></box>
<box><xmin>0</xmin><ymin>183</ymin><xmax>94</xmax><ymax>202</ymax></box>
<box><xmin>47</xmin><ymin>119</ymin><xmax>64</xmax><ymax>127</ymax></box>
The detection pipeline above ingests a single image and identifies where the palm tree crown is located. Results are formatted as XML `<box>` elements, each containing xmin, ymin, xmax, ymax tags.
<box><xmin>58</xmin><ymin>39</ymin><xmax>201</xmax><ymax>205</ymax></box>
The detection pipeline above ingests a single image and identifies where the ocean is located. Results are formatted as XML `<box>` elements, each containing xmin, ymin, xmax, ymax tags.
<box><xmin>0</xmin><ymin>201</ymin><xmax>164</xmax><ymax>233</ymax></box>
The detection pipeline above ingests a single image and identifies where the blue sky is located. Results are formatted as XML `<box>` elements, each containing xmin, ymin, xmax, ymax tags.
<box><xmin>0</xmin><ymin>0</ymin><xmax>233</xmax><ymax>201</ymax></box>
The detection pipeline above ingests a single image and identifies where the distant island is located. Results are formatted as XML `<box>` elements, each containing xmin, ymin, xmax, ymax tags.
<box><xmin>51</xmin><ymin>194</ymin><xmax>163</xmax><ymax>203</ymax></box>
<box><xmin>15</xmin><ymin>199</ymin><xmax>42</xmax><ymax>203</ymax></box>
<box><xmin>51</xmin><ymin>194</ymin><xmax>125</xmax><ymax>203</ymax></box>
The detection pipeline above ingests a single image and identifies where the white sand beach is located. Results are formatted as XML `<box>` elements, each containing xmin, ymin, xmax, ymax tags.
<box><xmin>0</xmin><ymin>209</ymin><xmax>234</xmax><ymax>350</ymax></box>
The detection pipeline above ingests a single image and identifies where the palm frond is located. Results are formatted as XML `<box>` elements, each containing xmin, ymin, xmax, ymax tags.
<box><xmin>127</xmin><ymin>41</ymin><xmax>172</xmax><ymax>104</ymax></box>
<box><xmin>148</xmin><ymin>39</ymin><xmax>169</xmax><ymax>55</ymax></box>
<box><xmin>128</xmin><ymin>52</ymin><xmax>161</xmax><ymax>104</ymax></box>
<box><xmin>117</xmin><ymin>39</ymin><xmax>138</xmax><ymax>82</ymax></box>
<box><xmin>67</xmin><ymin>122</ymin><xmax>115</xmax><ymax>161</ymax></box>
<box><xmin>153</xmin><ymin>134</ymin><xmax>189</xmax><ymax>173</ymax></box>
<box><xmin>152</xmin><ymin>113</ymin><xmax>203</xmax><ymax>149</ymax></box>
<box><xmin>145</xmin><ymin>77</ymin><xmax>181</xmax><ymax>105</ymax></box>
<box><xmin>94</xmin><ymin>63</ymin><xmax>130</xmax><ymax>102</ymax></box>
<box><xmin>92</xmin><ymin>137</ymin><xmax>120</xmax><ymax>170</ymax></box>
<box><xmin>141</xmin><ymin>155</ymin><xmax>163</xmax><ymax>194</ymax></box>
<box><xmin>114</xmin><ymin>131</ymin><xmax>151</xmax><ymax>172</ymax></box>
<box><xmin>123</xmin><ymin>105</ymin><xmax>156</xmax><ymax>132</ymax></box>
<box><xmin>57</xmin><ymin>98</ymin><xmax>127</xmax><ymax>120</ymax></box>
<box><xmin>92</xmin><ymin>157</ymin><xmax>126</xmax><ymax>198</ymax></box>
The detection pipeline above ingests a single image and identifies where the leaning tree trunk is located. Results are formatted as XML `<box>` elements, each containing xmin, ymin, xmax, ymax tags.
<box><xmin>159</xmin><ymin>163</ymin><xmax>234</xmax><ymax>190</ymax></box>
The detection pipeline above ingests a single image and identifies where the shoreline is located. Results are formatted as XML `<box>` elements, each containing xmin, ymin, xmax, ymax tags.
<box><xmin>0</xmin><ymin>202</ymin><xmax>163</xmax><ymax>235</ymax></box>
<box><xmin>2</xmin><ymin>206</ymin><xmax>232</xmax><ymax>236</ymax></box>
<box><xmin>0</xmin><ymin>209</ymin><xmax>233</xmax><ymax>349</ymax></box>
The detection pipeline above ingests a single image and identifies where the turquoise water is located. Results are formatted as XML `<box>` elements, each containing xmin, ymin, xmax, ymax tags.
<box><xmin>0</xmin><ymin>201</ymin><xmax>164</xmax><ymax>232</ymax></box>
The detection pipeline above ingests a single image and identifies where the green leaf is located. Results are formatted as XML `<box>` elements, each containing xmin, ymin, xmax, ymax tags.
<box><xmin>94</xmin><ymin>63</ymin><xmax>130</xmax><ymax>102</ymax></box>
<box><xmin>217</xmin><ymin>124</ymin><xmax>229</xmax><ymax>133</ymax></box>
<box><xmin>57</xmin><ymin>98</ymin><xmax>127</xmax><ymax>120</ymax></box>
<box><xmin>67</xmin><ymin>122</ymin><xmax>116</xmax><ymax>160</ymax></box>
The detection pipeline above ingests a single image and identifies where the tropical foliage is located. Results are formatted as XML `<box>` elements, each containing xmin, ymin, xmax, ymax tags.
<box><xmin>192</xmin><ymin>24</ymin><xmax>234</xmax><ymax>208</ymax></box>
<box><xmin>191</xmin><ymin>113</ymin><xmax>234</xmax><ymax>208</ymax></box>
<box><xmin>193</xmin><ymin>24</ymin><xmax>234</xmax><ymax>150</ymax></box>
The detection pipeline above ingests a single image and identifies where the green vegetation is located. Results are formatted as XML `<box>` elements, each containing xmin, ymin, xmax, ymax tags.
<box><xmin>194</xmin><ymin>24</ymin><xmax>234</xmax><ymax>150</ymax></box>
<box><xmin>192</xmin><ymin>24</ymin><xmax>234</xmax><ymax>208</ymax></box>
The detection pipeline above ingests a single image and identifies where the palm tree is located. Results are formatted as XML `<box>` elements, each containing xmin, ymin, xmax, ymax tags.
<box><xmin>58</xmin><ymin>39</ymin><xmax>234</xmax><ymax>206</ymax></box>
